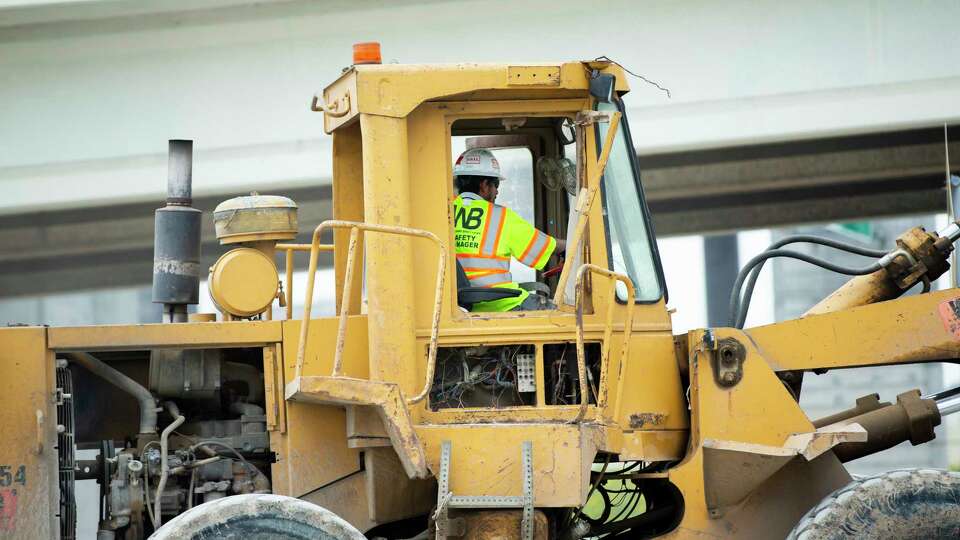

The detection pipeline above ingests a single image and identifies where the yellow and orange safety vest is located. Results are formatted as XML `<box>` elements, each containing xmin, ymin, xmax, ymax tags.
<box><xmin>453</xmin><ymin>192</ymin><xmax>556</xmax><ymax>311</ymax></box>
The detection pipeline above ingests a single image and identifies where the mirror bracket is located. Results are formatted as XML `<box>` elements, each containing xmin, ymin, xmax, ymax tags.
<box><xmin>589</xmin><ymin>70</ymin><xmax>616</xmax><ymax>103</ymax></box>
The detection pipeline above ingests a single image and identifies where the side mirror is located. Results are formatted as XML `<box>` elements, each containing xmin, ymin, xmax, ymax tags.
<box><xmin>589</xmin><ymin>71</ymin><xmax>616</xmax><ymax>103</ymax></box>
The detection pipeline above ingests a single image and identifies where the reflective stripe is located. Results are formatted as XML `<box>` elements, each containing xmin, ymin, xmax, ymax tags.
<box><xmin>457</xmin><ymin>255</ymin><xmax>510</xmax><ymax>271</ymax></box>
<box><xmin>468</xmin><ymin>272</ymin><xmax>514</xmax><ymax>287</ymax></box>
<box><xmin>478</xmin><ymin>201</ymin><xmax>494</xmax><ymax>253</ymax></box>
<box><xmin>456</xmin><ymin>253</ymin><xmax>509</xmax><ymax>260</ymax></box>
<box><xmin>530</xmin><ymin>235</ymin><xmax>554</xmax><ymax>268</ymax></box>
<box><xmin>481</xmin><ymin>205</ymin><xmax>506</xmax><ymax>256</ymax></box>
<box><xmin>467</xmin><ymin>268</ymin><xmax>508</xmax><ymax>276</ymax></box>
<box><xmin>491</xmin><ymin>207</ymin><xmax>506</xmax><ymax>255</ymax></box>
<box><xmin>518</xmin><ymin>230</ymin><xmax>550</xmax><ymax>267</ymax></box>
<box><xmin>466</xmin><ymin>269</ymin><xmax>509</xmax><ymax>282</ymax></box>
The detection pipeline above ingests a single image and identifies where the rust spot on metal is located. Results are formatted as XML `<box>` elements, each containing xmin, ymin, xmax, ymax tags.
<box><xmin>629</xmin><ymin>412</ymin><xmax>667</xmax><ymax>428</ymax></box>
<box><xmin>152</xmin><ymin>259</ymin><xmax>201</xmax><ymax>277</ymax></box>
<box><xmin>0</xmin><ymin>488</ymin><xmax>18</xmax><ymax>532</ymax></box>
<box><xmin>938</xmin><ymin>297</ymin><xmax>960</xmax><ymax>339</ymax></box>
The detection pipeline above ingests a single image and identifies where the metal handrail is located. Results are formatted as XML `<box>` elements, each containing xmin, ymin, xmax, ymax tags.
<box><xmin>293</xmin><ymin>220</ymin><xmax>447</xmax><ymax>406</ymax></box>
<box><xmin>276</xmin><ymin>242</ymin><xmax>334</xmax><ymax>320</ymax></box>
<box><xmin>572</xmin><ymin>263</ymin><xmax>636</xmax><ymax>423</ymax></box>
<box><xmin>552</xmin><ymin>111</ymin><xmax>620</xmax><ymax>306</ymax></box>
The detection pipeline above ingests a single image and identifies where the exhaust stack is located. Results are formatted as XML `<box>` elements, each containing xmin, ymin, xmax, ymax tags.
<box><xmin>152</xmin><ymin>140</ymin><xmax>202</xmax><ymax>322</ymax></box>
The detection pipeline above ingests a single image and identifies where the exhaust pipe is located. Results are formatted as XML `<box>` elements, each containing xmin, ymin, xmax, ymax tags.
<box><xmin>152</xmin><ymin>140</ymin><xmax>202</xmax><ymax>322</ymax></box>
<box><xmin>165</xmin><ymin>139</ymin><xmax>193</xmax><ymax>204</ymax></box>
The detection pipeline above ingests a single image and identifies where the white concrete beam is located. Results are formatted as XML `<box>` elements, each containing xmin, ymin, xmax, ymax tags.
<box><xmin>1</xmin><ymin>0</ymin><xmax>959</xmax><ymax>213</ymax></box>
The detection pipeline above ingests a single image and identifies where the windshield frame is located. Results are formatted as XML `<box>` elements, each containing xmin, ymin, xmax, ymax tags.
<box><xmin>596</xmin><ymin>96</ymin><xmax>669</xmax><ymax>304</ymax></box>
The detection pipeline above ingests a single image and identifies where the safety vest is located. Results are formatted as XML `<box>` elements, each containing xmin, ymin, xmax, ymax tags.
<box><xmin>453</xmin><ymin>192</ymin><xmax>556</xmax><ymax>311</ymax></box>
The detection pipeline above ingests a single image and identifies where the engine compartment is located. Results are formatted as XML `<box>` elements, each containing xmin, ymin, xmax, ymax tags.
<box><xmin>58</xmin><ymin>347</ymin><xmax>272</xmax><ymax>539</ymax></box>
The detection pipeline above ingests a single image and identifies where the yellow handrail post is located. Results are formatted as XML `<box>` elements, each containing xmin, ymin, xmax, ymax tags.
<box><xmin>276</xmin><ymin>243</ymin><xmax>334</xmax><ymax>322</ymax></box>
<box><xmin>572</xmin><ymin>263</ymin><xmax>635</xmax><ymax>423</ymax></box>
<box><xmin>331</xmin><ymin>227</ymin><xmax>360</xmax><ymax>377</ymax></box>
<box><xmin>285</xmin><ymin>248</ymin><xmax>294</xmax><ymax>320</ymax></box>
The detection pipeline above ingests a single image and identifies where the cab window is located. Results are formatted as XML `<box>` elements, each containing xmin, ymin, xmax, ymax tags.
<box><xmin>450</xmin><ymin>140</ymin><xmax>537</xmax><ymax>283</ymax></box>
<box><xmin>449</xmin><ymin>117</ymin><xmax>574</xmax><ymax>311</ymax></box>
<box><xmin>596</xmin><ymin>100</ymin><xmax>665</xmax><ymax>302</ymax></box>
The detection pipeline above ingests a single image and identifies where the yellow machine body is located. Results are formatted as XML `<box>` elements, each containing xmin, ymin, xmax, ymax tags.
<box><xmin>209</xmin><ymin>247</ymin><xmax>279</xmax><ymax>318</ymax></box>
<box><xmin>3</xmin><ymin>60</ymin><xmax>959</xmax><ymax>539</ymax></box>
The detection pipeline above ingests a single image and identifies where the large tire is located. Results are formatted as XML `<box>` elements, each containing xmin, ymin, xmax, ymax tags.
<box><xmin>149</xmin><ymin>494</ymin><xmax>366</xmax><ymax>540</ymax></box>
<box><xmin>787</xmin><ymin>468</ymin><xmax>960</xmax><ymax>540</ymax></box>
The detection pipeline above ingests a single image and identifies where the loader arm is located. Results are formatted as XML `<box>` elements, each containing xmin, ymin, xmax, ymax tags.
<box><xmin>748</xmin><ymin>288</ymin><xmax>960</xmax><ymax>372</ymax></box>
<box><xmin>660</xmin><ymin>265</ymin><xmax>960</xmax><ymax>540</ymax></box>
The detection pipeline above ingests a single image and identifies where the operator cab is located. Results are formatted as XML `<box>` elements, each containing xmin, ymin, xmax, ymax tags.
<box><xmin>448</xmin><ymin>101</ymin><xmax>666</xmax><ymax>314</ymax></box>
<box><xmin>318</xmin><ymin>60</ymin><xmax>674</xmax><ymax>415</ymax></box>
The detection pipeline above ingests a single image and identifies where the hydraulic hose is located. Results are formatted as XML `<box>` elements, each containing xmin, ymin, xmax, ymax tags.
<box><xmin>730</xmin><ymin>235</ymin><xmax>886</xmax><ymax>328</ymax></box>
<box><xmin>925</xmin><ymin>385</ymin><xmax>960</xmax><ymax>402</ymax></box>
<box><xmin>728</xmin><ymin>249</ymin><xmax>883</xmax><ymax>327</ymax></box>
<box><xmin>65</xmin><ymin>352</ymin><xmax>157</xmax><ymax>434</ymax></box>
<box><xmin>154</xmin><ymin>401</ymin><xmax>185</xmax><ymax>527</ymax></box>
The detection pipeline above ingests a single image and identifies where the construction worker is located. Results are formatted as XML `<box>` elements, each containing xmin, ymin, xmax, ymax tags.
<box><xmin>452</xmin><ymin>148</ymin><xmax>566</xmax><ymax>311</ymax></box>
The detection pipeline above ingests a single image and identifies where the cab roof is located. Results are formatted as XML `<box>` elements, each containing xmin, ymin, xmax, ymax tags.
<box><xmin>319</xmin><ymin>61</ymin><xmax>630</xmax><ymax>133</ymax></box>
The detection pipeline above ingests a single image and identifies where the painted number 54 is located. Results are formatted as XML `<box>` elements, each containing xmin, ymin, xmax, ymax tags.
<box><xmin>0</xmin><ymin>466</ymin><xmax>26</xmax><ymax>487</ymax></box>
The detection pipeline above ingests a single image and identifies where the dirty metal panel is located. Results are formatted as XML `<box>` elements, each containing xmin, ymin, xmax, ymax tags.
<box><xmin>0</xmin><ymin>327</ymin><xmax>58</xmax><ymax>539</ymax></box>
<box><xmin>507</xmin><ymin>66</ymin><xmax>561</xmax><ymax>86</ymax></box>
<box><xmin>270</xmin><ymin>399</ymin><xmax>362</xmax><ymax>499</ymax></box>
<box><xmin>286</xmin><ymin>375</ymin><xmax>428</xmax><ymax>479</ymax></box>
<box><xmin>661</xmin><ymin>328</ymin><xmax>850</xmax><ymax>537</ymax></box>
<box><xmin>280</xmin><ymin>317</ymin><xmax>371</xmax><ymax>385</ymax></box>
<box><xmin>701</xmin><ymin>439</ymin><xmax>797</xmax><ymax>511</ymax></box>
<box><xmin>618</xmin><ymin>430</ymin><xmax>687</xmax><ymax>461</ymax></box>
<box><xmin>300</xmin><ymin>470</ymin><xmax>372</xmax><ymax>531</ymax></box>
<box><xmin>365</xmin><ymin>447</ymin><xmax>435</xmax><ymax>525</ymax></box>
<box><xmin>417</xmin><ymin>424</ymin><xmax>598</xmax><ymax>508</ymax></box>
<box><xmin>937</xmin><ymin>296</ymin><xmax>960</xmax><ymax>339</ymax></box>
<box><xmin>321</xmin><ymin>67</ymin><xmax>360</xmax><ymax>134</ymax></box>
<box><xmin>349</xmin><ymin>62</ymin><xmax>623</xmax><ymax>118</ymax></box>
<box><xmin>47</xmin><ymin>320</ymin><xmax>283</xmax><ymax>351</ymax></box>
<box><xmin>263</xmin><ymin>344</ymin><xmax>285</xmax><ymax>433</ymax></box>
<box><xmin>345</xmin><ymin>405</ymin><xmax>390</xmax><ymax>448</ymax></box>
<box><xmin>270</xmin><ymin>319</ymin><xmax>368</xmax><ymax>498</ymax></box>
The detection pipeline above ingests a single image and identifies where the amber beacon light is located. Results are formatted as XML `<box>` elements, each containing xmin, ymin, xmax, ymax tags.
<box><xmin>352</xmin><ymin>41</ymin><xmax>382</xmax><ymax>65</ymax></box>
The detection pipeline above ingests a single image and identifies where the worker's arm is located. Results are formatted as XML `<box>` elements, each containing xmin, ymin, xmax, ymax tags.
<box><xmin>505</xmin><ymin>208</ymin><xmax>557</xmax><ymax>270</ymax></box>
<box><xmin>555</xmin><ymin>238</ymin><xmax>567</xmax><ymax>254</ymax></box>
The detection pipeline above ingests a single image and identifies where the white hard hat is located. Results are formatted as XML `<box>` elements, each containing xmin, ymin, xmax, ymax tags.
<box><xmin>453</xmin><ymin>148</ymin><xmax>502</xmax><ymax>179</ymax></box>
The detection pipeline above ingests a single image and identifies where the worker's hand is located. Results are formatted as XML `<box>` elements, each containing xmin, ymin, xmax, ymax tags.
<box><xmin>542</xmin><ymin>259</ymin><xmax>564</xmax><ymax>278</ymax></box>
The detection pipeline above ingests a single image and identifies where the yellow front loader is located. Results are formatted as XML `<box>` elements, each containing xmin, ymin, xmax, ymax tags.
<box><xmin>1</xmin><ymin>54</ymin><xmax>958</xmax><ymax>540</ymax></box>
